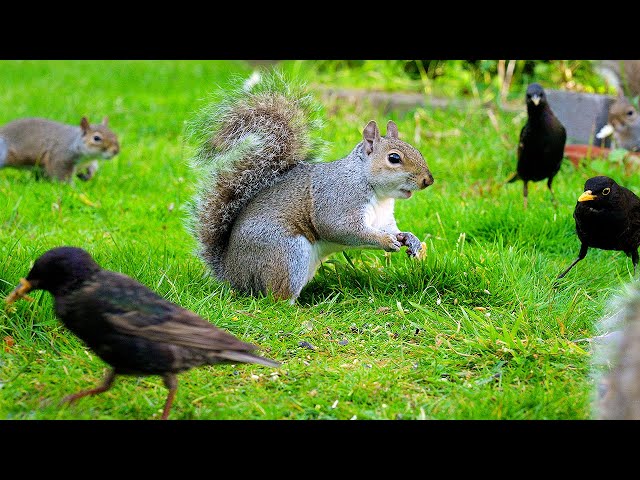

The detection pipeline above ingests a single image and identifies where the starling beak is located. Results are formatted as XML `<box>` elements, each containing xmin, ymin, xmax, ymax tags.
<box><xmin>507</xmin><ymin>82</ymin><xmax>567</xmax><ymax>209</ymax></box>
<box><xmin>5</xmin><ymin>246</ymin><xmax>280</xmax><ymax>420</ymax></box>
<box><xmin>556</xmin><ymin>176</ymin><xmax>640</xmax><ymax>281</ymax></box>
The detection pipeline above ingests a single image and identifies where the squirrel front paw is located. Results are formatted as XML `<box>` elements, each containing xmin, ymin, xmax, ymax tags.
<box><xmin>381</xmin><ymin>233</ymin><xmax>402</xmax><ymax>252</ymax></box>
<box><xmin>76</xmin><ymin>169</ymin><xmax>95</xmax><ymax>182</ymax></box>
<box><xmin>396</xmin><ymin>232</ymin><xmax>423</xmax><ymax>257</ymax></box>
<box><xmin>76</xmin><ymin>160</ymin><xmax>98</xmax><ymax>181</ymax></box>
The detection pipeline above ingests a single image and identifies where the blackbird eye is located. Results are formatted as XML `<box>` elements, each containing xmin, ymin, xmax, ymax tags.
<box><xmin>93</xmin><ymin>135</ymin><xmax>102</xmax><ymax>142</ymax></box>
<box><xmin>388</xmin><ymin>152</ymin><xmax>401</xmax><ymax>164</ymax></box>
<box><xmin>602</xmin><ymin>187</ymin><xmax>611</xmax><ymax>195</ymax></box>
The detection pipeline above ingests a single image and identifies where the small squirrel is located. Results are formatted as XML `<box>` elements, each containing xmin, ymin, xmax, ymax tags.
<box><xmin>186</xmin><ymin>70</ymin><xmax>434</xmax><ymax>303</ymax></box>
<box><xmin>0</xmin><ymin>116</ymin><xmax>120</xmax><ymax>182</ymax></box>
<box><xmin>596</xmin><ymin>90</ymin><xmax>640</xmax><ymax>152</ymax></box>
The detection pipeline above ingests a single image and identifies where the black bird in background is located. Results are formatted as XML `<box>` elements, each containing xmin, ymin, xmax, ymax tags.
<box><xmin>5</xmin><ymin>246</ymin><xmax>280</xmax><ymax>420</ymax></box>
<box><xmin>507</xmin><ymin>82</ymin><xmax>567</xmax><ymax>208</ymax></box>
<box><xmin>557</xmin><ymin>176</ymin><xmax>640</xmax><ymax>280</ymax></box>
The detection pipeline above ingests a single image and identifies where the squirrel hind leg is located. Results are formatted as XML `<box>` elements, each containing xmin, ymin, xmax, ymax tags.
<box><xmin>223</xmin><ymin>235</ymin><xmax>313</xmax><ymax>303</ymax></box>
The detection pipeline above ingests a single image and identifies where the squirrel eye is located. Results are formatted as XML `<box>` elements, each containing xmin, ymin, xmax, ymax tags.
<box><xmin>93</xmin><ymin>135</ymin><xmax>102</xmax><ymax>142</ymax></box>
<box><xmin>388</xmin><ymin>152</ymin><xmax>401</xmax><ymax>164</ymax></box>
<box><xmin>628</xmin><ymin>110</ymin><xmax>635</xmax><ymax>116</ymax></box>
<box><xmin>602</xmin><ymin>187</ymin><xmax>611</xmax><ymax>195</ymax></box>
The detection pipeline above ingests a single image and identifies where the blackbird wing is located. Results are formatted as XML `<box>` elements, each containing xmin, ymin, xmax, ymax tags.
<box><xmin>622</xmin><ymin>187</ymin><xmax>640</xmax><ymax>248</ymax></box>
<box><xmin>507</xmin><ymin>124</ymin><xmax>528</xmax><ymax>183</ymax></box>
<box><xmin>517</xmin><ymin>123</ymin><xmax>527</xmax><ymax>164</ymax></box>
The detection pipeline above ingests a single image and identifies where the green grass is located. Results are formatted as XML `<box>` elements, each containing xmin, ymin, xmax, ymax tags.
<box><xmin>0</xmin><ymin>60</ymin><xmax>635</xmax><ymax>420</ymax></box>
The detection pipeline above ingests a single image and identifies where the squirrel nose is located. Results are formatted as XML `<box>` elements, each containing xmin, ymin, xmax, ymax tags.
<box><xmin>421</xmin><ymin>172</ymin><xmax>434</xmax><ymax>189</ymax></box>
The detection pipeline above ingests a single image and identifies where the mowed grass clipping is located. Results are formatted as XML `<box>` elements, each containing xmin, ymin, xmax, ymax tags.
<box><xmin>0</xmin><ymin>60</ymin><xmax>636</xmax><ymax>420</ymax></box>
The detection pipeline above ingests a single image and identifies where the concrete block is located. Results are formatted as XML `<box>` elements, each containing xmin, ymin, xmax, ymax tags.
<box><xmin>546</xmin><ymin>89</ymin><xmax>614</xmax><ymax>147</ymax></box>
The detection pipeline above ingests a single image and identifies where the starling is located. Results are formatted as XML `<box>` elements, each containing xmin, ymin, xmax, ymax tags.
<box><xmin>507</xmin><ymin>82</ymin><xmax>567</xmax><ymax>208</ymax></box>
<box><xmin>556</xmin><ymin>176</ymin><xmax>640</xmax><ymax>280</ymax></box>
<box><xmin>5</xmin><ymin>246</ymin><xmax>280</xmax><ymax>420</ymax></box>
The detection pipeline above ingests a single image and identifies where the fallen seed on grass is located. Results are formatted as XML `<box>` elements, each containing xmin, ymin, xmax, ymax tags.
<box><xmin>338</xmin><ymin>339</ymin><xmax>348</xmax><ymax>346</ymax></box>
<box><xmin>331</xmin><ymin>400</ymin><xmax>339</xmax><ymax>408</ymax></box>
<box><xmin>299</xmin><ymin>341</ymin><xmax>315</xmax><ymax>350</ymax></box>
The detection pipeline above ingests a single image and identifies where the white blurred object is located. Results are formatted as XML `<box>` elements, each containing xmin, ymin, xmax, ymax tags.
<box><xmin>595</xmin><ymin>123</ymin><xmax>614</xmax><ymax>139</ymax></box>
<box><xmin>243</xmin><ymin>71</ymin><xmax>262</xmax><ymax>91</ymax></box>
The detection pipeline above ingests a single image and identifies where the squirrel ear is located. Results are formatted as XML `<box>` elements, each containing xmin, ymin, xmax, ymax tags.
<box><xmin>362</xmin><ymin>120</ymin><xmax>380</xmax><ymax>155</ymax></box>
<box><xmin>386</xmin><ymin>120</ymin><xmax>399</xmax><ymax>139</ymax></box>
<box><xmin>80</xmin><ymin>117</ymin><xmax>90</xmax><ymax>133</ymax></box>
<box><xmin>102</xmin><ymin>116</ymin><xmax>109</xmax><ymax>126</ymax></box>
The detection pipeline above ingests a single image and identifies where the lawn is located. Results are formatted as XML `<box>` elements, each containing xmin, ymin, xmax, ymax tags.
<box><xmin>0</xmin><ymin>60</ymin><xmax>634</xmax><ymax>420</ymax></box>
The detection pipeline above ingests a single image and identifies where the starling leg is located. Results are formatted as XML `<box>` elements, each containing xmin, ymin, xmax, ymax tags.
<box><xmin>523</xmin><ymin>181</ymin><xmax>529</xmax><ymax>209</ymax></box>
<box><xmin>61</xmin><ymin>369</ymin><xmax>116</xmax><ymax>405</ymax></box>
<box><xmin>161</xmin><ymin>373</ymin><xmax>178</xmax><ymax>420</ymax></box>
<box><xmin>557</xmin><ymin>243</ymin><xmax>589</xmax><ymax>280</ymax></box>
<box><xmin>547</xmin><ymin>178</ymin><xmax>558</xmax><ymax>209</ymax></box>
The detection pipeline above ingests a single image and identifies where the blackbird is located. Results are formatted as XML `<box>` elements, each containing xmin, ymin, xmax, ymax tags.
<box><xmin>507</xmin><ymin>82</ymin><xmax>567</xmax><ymax>209</ymax></box>
<box><xmin>5</xmin><ymin>246</ymin><xmax>280</xmax><ymax>420</ymax></box>
<box><xmin>556</xmin><ymin>176</ymin><xmax>640</xmax><ymax>280</ymax></box>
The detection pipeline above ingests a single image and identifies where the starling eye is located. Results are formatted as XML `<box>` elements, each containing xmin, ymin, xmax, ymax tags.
<box><xmin>388</xmin><ymin>152</ymin><xmax>401</xmax><ymax>164</ymax></box>
<box><xmin>602</xmin><ymin>187</ymin><xmax>611</xmax><ymax>195</ymax></box>
<box><xmin>93</xmin><ymin>135</ymin><xmax>102</xmax><ymax>142</ymax></box>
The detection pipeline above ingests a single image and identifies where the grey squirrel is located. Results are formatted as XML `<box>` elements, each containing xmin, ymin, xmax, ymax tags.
<box><xmin>596</xmin><ymin>90</ymin><xmax>640</xmax><ymax>152</ymax></box>
<box><xmin>186</xmin><ymin>70</ymin><xmax>434</xmax><ymax>303</ymax></box>
<box><xmin>0</xmin><ymin>116</ymin><xmax>120</xmax><ymax>182</ymax></box>
<box><xmin>592</xmin><ymin>282</ymin><xmax>640</xmax><ymax>419</ymax></box>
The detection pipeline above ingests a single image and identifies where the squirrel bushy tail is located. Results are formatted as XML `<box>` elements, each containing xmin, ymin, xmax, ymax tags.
<box><xmin>186</xmin><ymin>69</ymin><xmax>326</xmax><ymax>276</ymax></box>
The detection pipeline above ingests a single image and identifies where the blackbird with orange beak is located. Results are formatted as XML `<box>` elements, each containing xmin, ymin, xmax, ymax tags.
<box><xmin>557</xmin><ymin>175</ymin><xmax>640</xmax><ymax>280</ymax></box>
